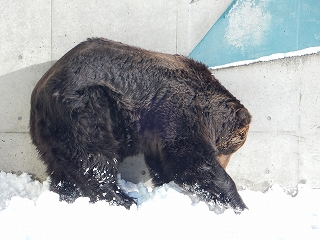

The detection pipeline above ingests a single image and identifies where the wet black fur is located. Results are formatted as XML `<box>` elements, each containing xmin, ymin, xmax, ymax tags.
<box><xmin>30</xmin><ymin>38</ymin><xmax>251</xmax><ymax>211</ymax></box>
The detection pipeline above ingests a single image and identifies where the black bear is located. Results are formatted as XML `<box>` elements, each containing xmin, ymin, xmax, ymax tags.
<box><xmin>30</xmin><ymin>38</ymin><xmax>251</xmax><ymax>213</ymax></box>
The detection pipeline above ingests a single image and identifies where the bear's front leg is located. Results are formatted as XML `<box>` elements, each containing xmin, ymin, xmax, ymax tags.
<box><xmin>77</xmin><ymin>154</ymin><xmax>137</xmax><ymax>209</ymax></box>
<box><xmin>161</xmin><ymin>139</ymin><xmax>247</xmax><ymax>213</ymax></box>
<box><xmin>49</xmin><ymin>153</ymin><xmax>135</xmax><ymax>209</ymax></box>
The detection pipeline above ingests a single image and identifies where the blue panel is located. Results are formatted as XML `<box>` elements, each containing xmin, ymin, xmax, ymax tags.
<box><xmin>189</xmin><ymin>0</ymin><xmax>320</xmax><ymax>67</ymax></box>
<box><xmin>299</xmin><ymin>0</ymin><xmax>320</xmax><ymax>49</ymax></box>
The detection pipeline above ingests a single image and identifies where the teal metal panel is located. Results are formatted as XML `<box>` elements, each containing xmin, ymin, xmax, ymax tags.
<box><xmin>190</xmin><ymin>0</ymin><xmax>320</xmax><ymax>67</ymax></box>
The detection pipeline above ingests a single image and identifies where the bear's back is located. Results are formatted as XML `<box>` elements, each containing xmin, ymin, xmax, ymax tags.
<box><xmin>39</xmin><ymin>38</ymin><xmax>212</xmax><ymax>100</ymax></box>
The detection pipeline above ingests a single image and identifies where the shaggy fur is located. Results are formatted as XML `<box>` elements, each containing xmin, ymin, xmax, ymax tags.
<box><xmin>30</xmin><ymin>38</ymin><xmax>251</xmax><ymax>212</ymax></box>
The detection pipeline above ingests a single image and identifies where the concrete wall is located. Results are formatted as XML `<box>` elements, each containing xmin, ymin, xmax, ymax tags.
<box><xmin>211</xmin><ymin>52</ymin><xmax>320</xmax><ymax>191</ymax></box>
<box><xmin>0</xmin><ymin>0</ymin><xmax>231</xmax><ymax>181</ymax></box>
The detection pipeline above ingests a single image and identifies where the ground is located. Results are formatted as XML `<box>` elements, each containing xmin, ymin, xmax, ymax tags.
<box><xmin>0</xmin><ymin>171</ymin><xmax>319</xmax><ymax>240</ymax></box>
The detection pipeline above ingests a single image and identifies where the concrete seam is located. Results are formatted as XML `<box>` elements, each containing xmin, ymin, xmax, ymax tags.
<box><xmin>175</xmin><ymin>0</ymin><xmax>178</xmax><ymax>54</ymax></box>
<box><xmin>51</xmin><ymin>0</ymin><xmax>53</xmax><ymax>63</ymax></box>
<box><xmin>1</xmin><ymin>132</ymin><xmax>30</xmax><ymax>134</ymax></box>
<box><xmin>297</xmin><ymin>57</ymin><xmax>302</xmax><ymax>184</ymax></box>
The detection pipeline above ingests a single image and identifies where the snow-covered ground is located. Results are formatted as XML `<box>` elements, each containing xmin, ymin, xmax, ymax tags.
<box><xmin>0</xmin><ymin>171</ymin><xmax>319</xmax><ymax>240</ymax></box>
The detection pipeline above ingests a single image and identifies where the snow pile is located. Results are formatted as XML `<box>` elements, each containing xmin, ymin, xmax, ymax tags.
<box><xmin>0</xmin><ymin>171</ymin><xmax>47</xmax><ymax>211</ymax></box>
<box><xmin>210</xmin><ymin>46</ymin><xmax>320</xmax><ymax>69</ymax></box>
<box><xmin>0</xmin><ymin>171</ymin><xmax>319</xmax><ymax>240</ymax></box>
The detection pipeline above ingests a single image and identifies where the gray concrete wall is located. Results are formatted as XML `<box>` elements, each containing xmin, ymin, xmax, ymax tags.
<box><xmin>211</xmin><ymin>53</ymin><xmax>320</xmax><ymax>191</ymax></box>
<box><xmin>0</xmin><ymin>0</ymin><xmax>231</xmax><ymax>181</ymax></box>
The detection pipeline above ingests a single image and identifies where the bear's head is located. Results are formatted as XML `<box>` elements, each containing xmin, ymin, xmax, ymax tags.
<box><xmin>216</xmin><ymin>107</ymin><xmax>251</xmax><ymax>169</ymax></box>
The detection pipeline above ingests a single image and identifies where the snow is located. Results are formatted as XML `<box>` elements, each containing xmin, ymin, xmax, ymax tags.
<box><xmin>210</xmin><ymin>46</ymin><xmax>320</xmax><ymax>70</ymax></box>
<box><xmin>0</xmin><ymin>171</ymin><xmax>319</xmax><ymax>240</ymax></box>
<box><xmin>225</xmin><ymin>0</ymin><xmax>271</xmax><ymax>49</ymax></box>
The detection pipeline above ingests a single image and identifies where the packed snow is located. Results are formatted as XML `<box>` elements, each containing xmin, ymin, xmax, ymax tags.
<box><xmin>0</xmin><ymin>171</ymin><xmax>319</xmax><ymax>240</ymax></box>
<box><xmin>210</xmin><ymin>46</ymin><xmax>320</xmax><ymax>69</ymax></box>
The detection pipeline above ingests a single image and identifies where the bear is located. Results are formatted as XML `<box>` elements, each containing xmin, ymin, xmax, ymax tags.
<box><xmin>30</xmin><ymin>38</ymin><xmax>251</xmax><ymax>213</ymax></box>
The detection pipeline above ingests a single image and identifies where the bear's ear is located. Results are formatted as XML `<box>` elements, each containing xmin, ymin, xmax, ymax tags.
<box><xmin>236</xmin><ymin>108</ymin><xmax>251</xmax><ymax>127</ymax></box>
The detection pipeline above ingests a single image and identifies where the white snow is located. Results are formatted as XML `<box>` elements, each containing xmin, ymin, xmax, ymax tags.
<box><xmin>0</xmin><ymin>171</ymin><xmax>319</xmax><ymax>240</ymax></box>
<box><xmin>225</xmin><ymin>0</ymin><xmax>271</xmax><ymax>49</ymax></box>
<box><xmin>0</xmin><ymin>171</ymin><xmax>48</xmax><ymax>211</ymax></box>
<box><xmin>210</xmin><ymin>47</ymin><xmax>320</xmax><ymax>70</ymax></box>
